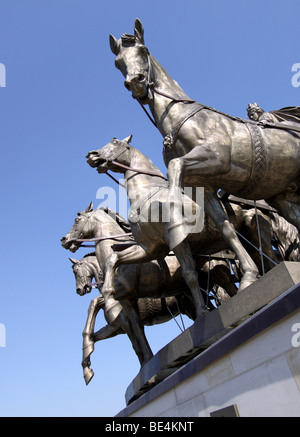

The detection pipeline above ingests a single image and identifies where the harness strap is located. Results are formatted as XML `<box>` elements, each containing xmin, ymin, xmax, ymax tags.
<box><xmin>110</xmin><ymin>159</ymin><xmax>168</xmax><ymax>181</ymax></box>
<box><xmin>150</xmin><ymin>87</ymin><xmax>300</xmax><ymax>136</ymax></box>
<box><xmin>137</xmin><ymin>97</ymin><xmax>157</xmax><ymax>127</ymax></box>
<box><xmin>163</xmin><ymin>103</ymin><xmax>205</xmax><ymax>151</ymax></box>
<box><xmin>76</xmin><ymin>233</ymin><xmax>133</xmax><ymax>243</ymax></box>
<box><xmin>259</xmin><ymin>120</ymin><xmax>300</xmax><ymax>134</ymax></box>
<box><xmin>152</xmin><ymin>87</ymin><xmax>197</xmax><ymax>104</ymax></box>
<box><xmin>237</xmin><ymin>122</ymin><xmax>267</xmax><ymax>198</ymax></box>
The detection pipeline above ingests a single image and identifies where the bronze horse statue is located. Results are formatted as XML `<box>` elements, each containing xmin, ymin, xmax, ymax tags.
<box><xmin>61</xmin><ymin>204</ymin><xmax>154</xmax><ymax>369</ymax></box>
<box><xmin>62</xmin><ymin>196</ymin><xmax>298</xmax><ymax>379</ymax></box>
<box><xmin>109</xmin><ymin>19</ymin><xmax>300</xmax><ymax>291</ymax></box>
<box><xmin>69</xmin><ymin>252</ymin><xmax>236</xmax><ymax>384</ymax></box>
<box><xmin>62</xmin><ymin>205</ymin><xmax>241</xmax><ymax>379</ymax></box>
<box><xmin>86</xmin><ymin>136</ymin><xmax>300</xmax><ymax>315</ymax></box>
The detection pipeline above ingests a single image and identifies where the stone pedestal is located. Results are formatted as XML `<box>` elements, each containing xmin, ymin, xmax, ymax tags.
<box><xmin>116</xmin><ymin>262</ymin><xmax>300</xmax><ymax>417</ymax></box>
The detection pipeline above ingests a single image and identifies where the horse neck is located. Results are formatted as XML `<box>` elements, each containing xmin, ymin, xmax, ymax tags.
<box><xmin>148</xmin><ymin>54</ymin><xmax>192</xmax><ymax>135</ymax></box>
<box><xmin>123</xmin><ymin>146</ymin><xmax>168</xmax><ymax>199</ymax></box>
<box><xmin>91</xmin><ymin>210</ymin><xmax>129</xmax><ymax>267</ymax></box>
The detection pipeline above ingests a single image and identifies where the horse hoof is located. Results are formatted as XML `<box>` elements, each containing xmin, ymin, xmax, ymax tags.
<box><xmin>83</xmin><ymin>367</ymin><xmax>94</xmax><ymax>385</ymax></box>
<box><xmin>196</xmin><ymin>305</ymin><xmax>210</xmax><ymax>320</ymax></box>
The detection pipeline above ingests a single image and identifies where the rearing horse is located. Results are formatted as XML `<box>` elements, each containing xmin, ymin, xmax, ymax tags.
<box><xmin>109</xmin><ymin>19</ymin><xmax>300</xmax><ymax>290</ymax></box>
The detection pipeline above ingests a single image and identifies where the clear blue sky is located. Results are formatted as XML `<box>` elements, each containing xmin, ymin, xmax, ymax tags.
<box><xmin>0</xmin><ymin>0</ymin><xmax>299</xmax><ymax>417</ymax></box>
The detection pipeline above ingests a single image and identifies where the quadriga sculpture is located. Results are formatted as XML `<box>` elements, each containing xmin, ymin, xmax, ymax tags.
<box><xmin>109</xmin><ymin>19</ymin><xmax>300</xmax><ymax>291</ymax></box>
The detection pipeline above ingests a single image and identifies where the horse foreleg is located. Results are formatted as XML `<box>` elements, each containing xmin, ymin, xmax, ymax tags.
<box><xmin>205</xmin><ymin>191</ymin><xmax>259</xmax><ymax>291</ymax></box>
<box><xmin>93</xmin><ymin>324</ymin><xmax>124</xmax><ymax>342</ymax></box>
<box><xmin>166</xmin><ymin>158</ymin><xmax>187</xmax><ymax>250</ymax></box>
<box><xmin>173</xmin><ymin>239</ymin><xmax>209</xmax><ymax>320</ymax></box>
<box><xmin>101</xmin><ymin>245</ymin><xmax>154</xmax><ymax>366</ymax></box>
<box><xmin>81</xmin><ymin>295</ymin><xmax>104</xmax><ymax>385</ymax></box>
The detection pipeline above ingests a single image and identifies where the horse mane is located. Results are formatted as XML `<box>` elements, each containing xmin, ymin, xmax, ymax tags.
<box><xmin>100</xmin><ymin>206</ymin><xmax>132</xmax><ymax>234</ymax></box>
<box><xmin>82</xmin><ymin>252</ymin><xmax>96</xmax><ymax>259</ymax></box>
<box><xmin>121</xmin><ymin>33</ymin><xmax>138</xmax><ymax>46</ymax></box>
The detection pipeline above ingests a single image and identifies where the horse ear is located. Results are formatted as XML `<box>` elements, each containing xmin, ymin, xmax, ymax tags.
<box><xmin>69</xmin><ymin>257</ymin><xmax>78</xmax><ymax>265</ymax></box>
<box><xmin>109</xmin><ymin>34</ymin><xmax>120</xmax><ymax>55</ymax></box>
<box><xmin>123</xmin><ymin>134</ymin><xmax>133</xmax><ymax>144</ymax></box>
<box><xmin>134</xmin><ymin>18</ymin><xmax>145</xmax><ymax>44</ymax></box>
<box><xmin>85</xmin><ymin>201</ymin><xmax>93</xmax><ymax>212</ymax></box>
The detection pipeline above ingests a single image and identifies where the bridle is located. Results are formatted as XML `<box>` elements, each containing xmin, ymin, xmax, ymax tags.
<box><xmin>73</xmin><ymin>209</ymin><xmax>133</xmax><ymax>245</ymax></box>
<box><xmin>135</xmin><ymin>50</ymin><xmax>300</xmax><ymax>137</ymax></box>
<box><xmin>134</xmin><ymin>50</ymin><xmax>198</xmax><ymax>129</ymax></box>
<box><xmin>74</xmin><ymin>262</ymin><xmax>104</xmax><ymax>290</ymax></box>
<box><xmin>97</xmin><ymin>138</ymin><xmax>168</xmax><ymax>185</ymax></box>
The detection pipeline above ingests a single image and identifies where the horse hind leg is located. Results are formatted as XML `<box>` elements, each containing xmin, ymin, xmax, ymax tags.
<box><xmin>205</xmin><ymin>191</ymin><xmax>259</xmax><ymax>291</ymax></box>
<box><xmin>102</xmin><ymin>245</ymin><xmax>154</xmax><ymax>366</ymax></box>
<box><xmin>172</xmin><ymin>239</ymin><xmax>209</xmax><ymax>319</ymax></box>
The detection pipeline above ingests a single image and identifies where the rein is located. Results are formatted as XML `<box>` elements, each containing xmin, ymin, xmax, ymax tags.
<box><xmin>76</xmin><ymin>232</ymin><xmax>133</xmax><ymax>243</ymax></box>
<box><xmin>74</xmin><ymin>210</ymin><xmax>133</xmax><ymax>244</ymax></box>
<box><xmin>137</xmin><ymin>52</ymin><xmax>300</xmax><ymax>136</ymax></box>
<box><xmin>136</xmin><ymin>86</ymin><xmax>197</xmax><ymax>129</ymax></box>
<box><xmin>89</xmin><ymin>281</ymin><xmax>104</xmax><ymax>288</ymax></box>
<box><xmin>109</xmin><ymin>159</ymin><xmax>168</xmax><ymax>181</ymax></box>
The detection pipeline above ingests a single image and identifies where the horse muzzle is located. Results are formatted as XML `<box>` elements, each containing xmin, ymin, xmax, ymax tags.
<box><xmin>86</xmin><ymin>150</ymin><xmax>101</xmax><ymax>168</ymax></box>
<box><xmin>124</xmin><ymin>74</ymin><xmax>152</xmax><ymax>103</ymax></box>
<box><xmin>76</xmin><ymin>284</ymin><xmax>92</xmax><ymax>296</ymax></box>
<box><xmin>61</xmin><ymin>236</ymin><xmax>80</xmax><ymax>253</ymax></box>
<box><xmin>86</xmin><ymin>151</ymin><xmax>110</xmax><ymax>173</ymax></box>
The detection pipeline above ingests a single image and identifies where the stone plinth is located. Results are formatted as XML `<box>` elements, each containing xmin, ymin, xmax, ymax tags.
<box><xmin>117</xmin><ymin>262</ymin><xmax>300</xmax><ymax>416</ymax></box>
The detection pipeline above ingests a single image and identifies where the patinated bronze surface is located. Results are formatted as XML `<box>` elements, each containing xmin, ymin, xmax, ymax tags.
<box><xmin>109</xmin><ymin>19</ymin><xmax>300</xmax><ymax>291</ymax></box>
<box><xmin>70</xmin><ymin>252</ymin><xmax>236</xmax><ymax>384</ymax></box>
<box><xmin>60</xmin><ymin>19</ymin><xmax>300</xmax><ymax>387</ymax></box>
<box><xmin>86</xmin><ymin>136</ymin><xmax>299</xmax><ymax>311</ymax></box>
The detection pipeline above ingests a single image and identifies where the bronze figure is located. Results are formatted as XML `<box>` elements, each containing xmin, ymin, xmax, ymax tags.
<box><xmin>86</xmin><ymin>136</ymin><xmax>299</xmax><ymax>316</ymax></box>
<box><xmin>70</xmin><ymin>253</ymin><xmax>237</xmax><ymax>384</ymax></box>
<box><xmin>109</xmin><ymin>19</ymin><xmax>300</xmax><ymax>291</ymax></box>
<box><xmin>60</xmin><ymin>19</ymin><xmax>300</xmax><ymax>388</ymax></box>
<box><xmin>62</xmin><ymin>205</ymin><xmax>239</xmax><ymax>380</ymax></box>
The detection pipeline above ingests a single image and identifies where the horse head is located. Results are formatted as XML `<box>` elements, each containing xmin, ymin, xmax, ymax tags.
<box><xmin>69</xmin><ymin>257</ymin><xmax>93</xmax><ymax>296</ymax></box>
<box><xmin>61</xmin><ymin>202</ymin><xmax>94</xmax><ymax>252</ymax></box>
<box><xmin>69</xmin><ymin>255</ymin><xmax>103</xmax><ymax>296</ymax></box>
<box><xmin>110</xmin><ymin>19</ymin><xmax>153</xmax><ymax>104</ymax></box>
<box><xmin>86</xmin><ymin>135</ymin><xmax>133</xmax><ymax>174</ymax></box>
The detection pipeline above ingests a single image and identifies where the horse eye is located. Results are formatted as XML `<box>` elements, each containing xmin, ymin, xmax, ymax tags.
<box><xmin>140</xmin><ymin>46</ymin><xmax>149</xmax><ymax>56</ymax></box>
